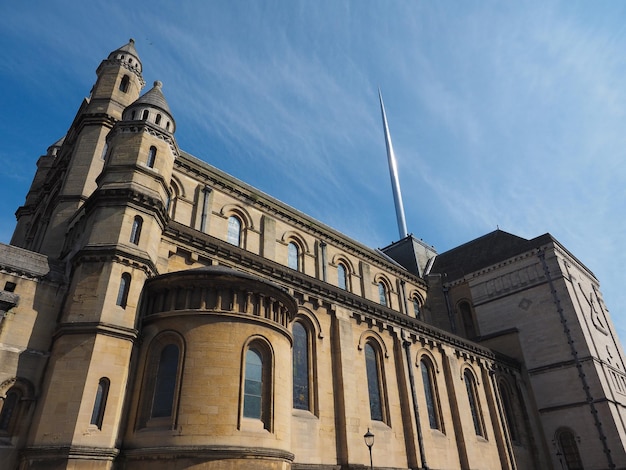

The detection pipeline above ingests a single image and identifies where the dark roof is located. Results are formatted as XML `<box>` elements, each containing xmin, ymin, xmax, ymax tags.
<box><xmin>132</xmin><ymin>80</ymin><xmax>172</xmax><ymax>115</ymax></box>
<box><xmin>430</xmin><ymin>229</ymin><xmax>556</xmax><ymax>281</ymax></box>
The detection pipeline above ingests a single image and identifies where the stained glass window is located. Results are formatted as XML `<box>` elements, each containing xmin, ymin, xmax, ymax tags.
<box><xmin>293</xmin><ymin>322</ymin><xmax>310</xmax><ymax>410</ymax></box>
<box><xmin>365</xmin><ymin>343</ymin><xmax>383</xmax><ymax>421</ymax></box>
<box><xmin>421</xmin><ymin>359</ymin><xmax>440</xmax><ymax>430</ymax></box>
<box><xmin>464</xmin><ymin>370</ymin><xmax>484</xmax><ymax>436</ymax></box>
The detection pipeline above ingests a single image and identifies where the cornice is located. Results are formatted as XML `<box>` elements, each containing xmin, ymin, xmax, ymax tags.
<box><xmin>162</xmin><ymin>221</ymin><xmax>515</xmax><ymax>366</ymax></box>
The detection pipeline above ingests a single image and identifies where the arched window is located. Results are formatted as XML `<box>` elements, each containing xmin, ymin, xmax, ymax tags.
<box><xmin>147</xmin><ymin>146</ymin><xmax>157</xmax><ymax>168</ymax></box>
<box><xmin>116</xmin><ymin>273</ymin><xmax>131</xmax><ymax>308</ymax></box>
<box><xmin>90</xmin><ymin>378</ymin><xmax>110</xmax><ymax>429</ymax></box>
<box><xmin>499</xmin><ymin>381</ymin><xmax>518</xmax><ymax>442</ymax></box>
<box><xmin>242</xmin><ymin>342</ymin><xmax>272</xmax><ymax>430</ymax></box>
<box><xmin>365</xmin><ymin>342</ymin><xmax>384</xmax><ymax>422</ymax></box>
<box><xmin>131</xmin><ymin>110</ymin><xmax>136</xmax><ymax>120</ymax></box>
<box><xmin>420</xmin><ymin>358</ymin><xmax>443</xmax><ymax>431</ymax></box>
<box><xmin>288</xmin><ymin>242</ymin><xmax>299</xmax><ymax>271</ymax></box>
<box><xmin>130</xmin><ymin>216</ymin><xmax>143</xmax><ymax>245</ymax></box>
<box><xmin>166</xmin><ymin>121</ymin><xmax>171</xmax><ymax>131</ymax></box>
<box><xmin>227</xmin><ymin>216</ymin><xmax>242</xmax><ymax>246</ymax></box>
<box><xmin>0</xmin><ymin>388</ymin><xmax>21</xmax><ymax>433</ymax></box>
<box><xmin>337</xmin><ymin>263</ymin><xmax>347</xmax><ymax>290</ymax></box>
<box><xmin>119</xmin><ymin>75</ymin><xmax>130</xmax><ymax>93</ymax></box>
<box><xmin>459</xmin><ymin>301</ymin><xmax>477</xmax><ymax>339</ymax></box>
<box><xmin>378</xmin><ymin>282</ymin><xmax>388</xmax><ymax>307</ymax></box>
<box><xmin>293</xmin><ymin>322</ymin><xmax>310</xmax><ymax>410</ymax></box>
<box><xmin>464</xmin><ymin>370</ymin><xmax>485</xmax><ymax>437</ymax></box>
<box><xmin>151</xmin><ymin>344</ymin><xmax>180</xmax><ymax>418</ymax></box>
<box><xmin>244</xmin><ymin>349</ymin><xmax>263</xmax><ymax>419</ymax></box>
<box><xmin>155</xmin><ymin>114</ymin><xmax>162</xmax><ymax>125</ymax></box>
<box><xmin>413</xmin><ymin>297</ymin><xmax>422</xmax><ymax>319</ymax></box>
<box><xmin>142</xmin><ymin>109</ymin><xmax>149</xmax><ymax>120</ymax></box>
<box><xmin>557</xmin><ymin>428</ymin><xmax>583</xmax><ymax>470</ymax></box>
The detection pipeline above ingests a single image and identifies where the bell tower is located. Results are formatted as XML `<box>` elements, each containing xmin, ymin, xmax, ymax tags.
<box><xmin>13</xmin><ymin>39</ymin><xmax>145</xmax><ymax>258</ymax></box>
<box><xmin>22</xmin><ymin>73</ymin><xmax>178</xmax><ymax>467</ymax></box>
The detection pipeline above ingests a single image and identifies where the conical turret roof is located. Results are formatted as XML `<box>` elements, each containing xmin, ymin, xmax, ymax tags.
<box><xmin>107</xmin><ymin>38</ymin><xmax>142</xmax><ymax>73</ymax></box>
<box><xmin>122</xmin><ymin>80</ymin><xmax>176</xmax><ymax>133</ymax></box>
<box><xmin>133</xmin><ymin>81</ymin><xmax>172</xmax><ymax>115</ymax></box>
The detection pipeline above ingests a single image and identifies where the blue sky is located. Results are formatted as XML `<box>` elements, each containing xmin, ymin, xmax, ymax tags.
<box><xmin>1</xmin><ymin>1</ymin><xmax>625</xmax><ymax>343</ymax></box>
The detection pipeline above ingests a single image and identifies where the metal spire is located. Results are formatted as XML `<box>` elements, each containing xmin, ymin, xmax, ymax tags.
<box><xmin>378</xmin><ymin>89</ymin><xmax>409</xmax><ymax>239</ymax></box>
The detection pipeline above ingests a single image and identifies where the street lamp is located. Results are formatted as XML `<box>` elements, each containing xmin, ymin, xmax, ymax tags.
<box><xmin>364</xmin><ymin>428</ymin><xmax>374</xmax><ymax>470</ymax></box>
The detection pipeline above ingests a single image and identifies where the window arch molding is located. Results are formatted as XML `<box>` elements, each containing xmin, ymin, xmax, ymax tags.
<box><xmin>331</xmin><ymin>255</ymin><xmax>354</xmax><ymax>291</ymax></box>
<box><xmin>136</xmin><ymin>331</ymin><xmax>185</xmax><ymax>430</ymax></box>
<box><xmin>294</xmin><ymin>307</ymin><xmax>324</xmax><ymax>339</ymax></box>
<box><xmin>409</xmin><ymin>291</ymin><xmax>424</xmax><ymax>319</ymax></box>
<box><xmin>291</xmin><ymin>314</ymin><xmax>319</xmax><ymax>415</ymax></box>
<box><xmin>415</xmin><ymin>348</ymin><xmax>440</xmax><ymax>373</ymax></box>
<box><xmin>220</xmin><ymin>204</ymin><xmax>253</xmax><ymax>230</ymax></box>
<box><xmin>280</xmin><ymin>231</ymin><xmax>309</xmax><ymax>254</ymax></box>
<box><xmin>240</xmin><ymin>335</ymin><xmax>274</xmax><ymax>431</ymax></box>
<box><xmin>281</xmin><ymin>232</ymin><xmax>308</xmax><ymax>272</ymax></box>
<box><xmin>373</xmin><ymin>274</ymin><xmax>393</xmax><ymax>307</ymax></box>
<box><xmin>358</xmin><ymin>330</ymin><xmax>389</xmax><ymax>358</ymax></box>
<box><xmin>0</xmin><ymin>377</ymin><xmax>34</xmax><ymax>437</ymax></box>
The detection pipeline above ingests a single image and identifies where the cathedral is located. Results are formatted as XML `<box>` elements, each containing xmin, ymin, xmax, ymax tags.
<box><xmin>1</xmin><ymin>39</ymin><xmax>625</xmax><ymax>470</ymax></box>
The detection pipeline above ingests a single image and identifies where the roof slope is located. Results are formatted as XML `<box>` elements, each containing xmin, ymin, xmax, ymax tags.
<box><xmin>430</xmin><ymin>229</ymin><xmax>556</xmax><ymax>281</ymax></box>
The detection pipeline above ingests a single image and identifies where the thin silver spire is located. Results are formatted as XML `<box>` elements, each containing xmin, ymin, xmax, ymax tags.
<box><xmin>378</xmin><ymin>89</ymin><xmax>408</xmax><ymax>239</ymax></box>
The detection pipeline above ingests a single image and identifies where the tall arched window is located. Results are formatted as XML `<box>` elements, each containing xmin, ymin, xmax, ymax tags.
<box><xmin>464</xmin><ymin>370</ymin><xmax>485</xmax><ymax>437</ymax></box>
<box><xmin>242</xmin><ymin>342</ymin><xmax>272</xmax><ymax>430</ymax></box>
<box><xmin>147</xmin><ymin>146</ymin><xmax>157</xmax><ymax>168</ymax></box>
<box><xmin>244</xmin><ymin>349</ymin><xmax>263</xmax><ymax>419</ymax></box>
<box><xmin>337</xmin><ymin>263</ymin><xmax>347</xmax><ymax>290</ymax></box>
<box><xmin>420</xmin><ymin>358</ymin><xmax>443</xmax><ymax>431</ymax></box>
<box><xmin>365</xmin><ymin>342</ymin><xmax>384</xmax><ymax>422</ymax></box>
<box><xmin>151</xmin><ymin>344</ymin><xmax>180</xmax><ymax>418</ymax></box>
<box><xmin>227</xmin><ymin>216</ymin><xmax>242</xmax><ymax>246</ymax></box>
<box><xmin>142</xmin><ymin>109</ymin><xmax>149</xmax><ymax>120</ymax></box>
<box><xmin>119</xmin><ymin>75</ymin><xmax>130</xmax><ymax>93</ymax></box>
<box><xmin>155</xmin><ymin>114</ymin><xmax>162</xmax><ymax>125</ymax></box>
<box><xmin>293</xmin><ymin>322</ymin><xmax>310</xmax><ymax>410</ymax></box>
<box><xmin>0</xmin><ymin>388</ymin><xmax>21</xmax><ymax>433</ymax></box>
<box><xmin>116</xmin><ymin>273</ymin><xmax>131</xmax><ymax>308</ymax></box>
<box><xmin>288</xmin><ymin>242</ymin><xmax>299</xmax><ymax>270</ymax></box>
<box><xmin>499</xmin><ymin>381</ymin><xmax>518</xmax><ymax>442</ymax></box>
<box><xmin>130</xmin><ymin>216</ymin><xmax>143</xmax><ymax>245</ymax></box>
<box><xmin>459</xmin><ymin>301</ymin><xmax>477</xmax><ymax>339</ymax></box>
<box><xmin>557</xmin><ymin>428</ymin><xmax>583</xmax><ymax>470</ymax></box>
<box><xmin>413</xmin><ymin>297</ymin><xmax>422</xmax><ymax>319</ymax></box>
<box><xmin>378</xmin><ymin>282</ymin><xmax>388</xmax><ymax>307</ymax></box>
<box><xmin>90</xmin><ymin>378</ymin><xmax>110</xmax><ymax>429</ymax></box>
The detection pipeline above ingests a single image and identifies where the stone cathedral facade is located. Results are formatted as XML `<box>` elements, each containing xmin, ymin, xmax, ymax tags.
<box><xmin>1</xmin><ymin>40</ymin><xmax>625</xmax><ymax>470</ymax></box>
